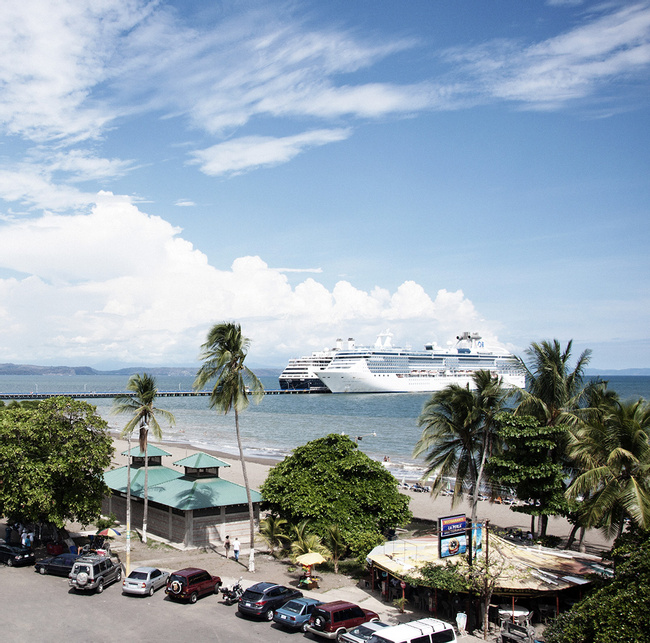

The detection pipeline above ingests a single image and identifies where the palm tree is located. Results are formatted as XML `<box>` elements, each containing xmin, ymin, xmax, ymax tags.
<box><xmin>113</xmin><ymin>373</ymin><xmax>175</xmax><ymax>545</ymax></box>
<box><xmin>193</xmin><ymin>322</ymin><xmax>264</xmax><ymax>572</ymax></box>
<box><xmin>516</xmin><ymin>339</ymin><xmax>591</xmax><ymax>426</ymax></box>
<box><xmin>515</xmin><ymin>339</ymin><xmax>591</xmax><ymax>536</ymax></box>
<box><xmin>567</xmin><ymin>397</ymin><xmax>650</xmax><ymax>537</ymax></box>
<box><xmin>259</xmin><ymin>514</ymin><xmax>290</xmax><ymax>557</ymax></box>
<box><xmin>322</xmin><ymin>524</ymin><xmax>347</xmax><ymax>574</ymax></box>
<box><xmin>290</xmin><ymin>521</ymin><xmax>330</xmax><ymax>560</ymax></box>
<box><xmin>413</xmin><ymin>370</ymin><xmax>510</xmax><ymax>525</ymax></box>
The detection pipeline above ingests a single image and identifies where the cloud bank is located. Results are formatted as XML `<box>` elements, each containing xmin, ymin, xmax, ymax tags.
<box><xmin>0</xmin><ymin>194</ymin><xmax>492</xmax><ymax>366</ymax></box>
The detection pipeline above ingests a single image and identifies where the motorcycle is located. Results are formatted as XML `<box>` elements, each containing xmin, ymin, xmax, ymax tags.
<box><xmin>220</xmin><ymin>577</ymin><xmax>244</xmax><ymax>605</ymax></box>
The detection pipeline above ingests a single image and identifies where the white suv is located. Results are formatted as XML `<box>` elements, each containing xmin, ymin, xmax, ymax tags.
<box><xmin>367</xmin><ymin>618</ymin><xmax>457</xmax><ymax>643</ymax></box>
<box><xmin>68</xmin><ymin>554</ymin><xmax>123</xmax><ymax>593</ymax></box>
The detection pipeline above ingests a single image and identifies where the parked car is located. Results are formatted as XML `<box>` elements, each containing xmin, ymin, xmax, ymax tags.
<box><xmin>0</xmin><ymin>543</ymin><xmax>36</xmax><ymax>567</ymax></box>
<box><xmin>365</xmin><ymin>617</ymin><xmax>456</xmax><ymax>643</ymax></box>
<box><xmin>339</xmin><ymin>621</ymin><xmax>389</xmax><ymax>643</ymax></box>
<box><xmin>165</xmin><ymin>568</ymin><xmax>221</xmax><ymax>604</ymax></box>
<box><xmin>68</xmin><ymin>554</ymin><xmax>123</xmax><ymax>593</ymax></box>
<box><xmin>122</xmin><ymin>566</ymin><xmax>170</xmax><ymax>596</ymax></box>
<box><xmin>35</xmin><ymin>553</ymin><xmax>80</xmax><ymax>576</ymax></box>
<box><xmin>305</xmin><ymin>601</ymin><xmax>379</xmax><ymax>640</ymax></box>
<box><xmin>238</xmin><ymin>582</ymin><xmax>303</xmax><ymax>621</ymax></box>
<box><xmin>272</xmin><ymin>597</ymin><xmax>323</xmax><ymax>632</ymax></box>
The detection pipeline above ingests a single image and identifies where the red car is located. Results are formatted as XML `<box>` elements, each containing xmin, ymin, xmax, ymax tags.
<box><xmin>165</xmin><ymin>567</ymin><xmax>221</xmax><ymax>604</ymax></box>
<box><xmin>305</xmin><ymin>600</ymin><xmax>380</xmax><ymax>639</ymax></box>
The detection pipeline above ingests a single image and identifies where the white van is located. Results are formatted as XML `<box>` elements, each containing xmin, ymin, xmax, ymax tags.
<box><xmin>367</xmin><ymin>617</ymin><xmax>457</xmax><ymax>643</ymax></box>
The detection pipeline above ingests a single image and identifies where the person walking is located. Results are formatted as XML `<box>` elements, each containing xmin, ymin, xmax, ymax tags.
<box><xmin>233</xmin><ymin>537</ymin><xmax>240</xmax><ymax>562</ymax></box>
<box><xmin>224</xmin><ymin>535</ymin><xmax>231</xmax><ymax>559</ymax></box>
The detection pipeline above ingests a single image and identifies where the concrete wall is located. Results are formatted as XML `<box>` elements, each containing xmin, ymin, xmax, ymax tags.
<box><xmin>102</xmin><ymin>493</ymin><xmax>259</xmax><ymax>549</ymax></box>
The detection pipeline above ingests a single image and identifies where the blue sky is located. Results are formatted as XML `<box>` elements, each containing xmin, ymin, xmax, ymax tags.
<box><xmin>0</xmin><ymin>0</ymin><xmax>648</xmax><ymax>370</ymax></box>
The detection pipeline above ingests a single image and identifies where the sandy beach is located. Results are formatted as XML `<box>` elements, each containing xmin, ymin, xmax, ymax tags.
<box><xmin>110</xmin><ymin>433</ymin><xmax>612</xmax><ymax>553</ymax></box>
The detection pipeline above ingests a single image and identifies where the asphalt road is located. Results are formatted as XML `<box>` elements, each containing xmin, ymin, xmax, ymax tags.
<box><xmin>1</xmin><ymin>565</ymin><xmax>308</xmax><ymax>643</ymax></box>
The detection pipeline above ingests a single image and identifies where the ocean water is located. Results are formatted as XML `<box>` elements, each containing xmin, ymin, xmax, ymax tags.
<box><xmin>2</xmin><ymin>374</ymin><xmax>649</xmax><ymax>481</ymax></box>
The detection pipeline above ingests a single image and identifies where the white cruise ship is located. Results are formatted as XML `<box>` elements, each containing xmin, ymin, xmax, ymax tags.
<box><xmin>278</xmin><ymin>341</ymin><xmax>348</xmax><ymax>391</ymax></box>
<box><xmin>314</xmin><ymin>331</ymin><xmax>526</xmax><ymax>394</ymax></box>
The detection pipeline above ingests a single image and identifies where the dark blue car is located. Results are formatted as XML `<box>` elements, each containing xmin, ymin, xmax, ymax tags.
<box><xmin>35</xmin><ymin>552</ymin><xmax>81</xmax><ymax>576</ymax></box>
<box><xmin>273</xmin><ymin>597</ymin><xmax>323</xmax><ymax>632</ymax></box>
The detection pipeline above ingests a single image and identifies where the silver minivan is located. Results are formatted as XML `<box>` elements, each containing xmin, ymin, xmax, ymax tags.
<box><xmin>367</xmin><ymin>618</ymin><xmax>456</xmax><ymax>643</ymax></box>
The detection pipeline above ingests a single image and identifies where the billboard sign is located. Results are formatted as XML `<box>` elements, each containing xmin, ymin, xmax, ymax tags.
<box><xmin>439</xmin><ymin>514</ymin><xmax>467</xmax><ymax>559</ymax></box>
<box><xmin>439</xmin><ymin>514</ymin><xmax>466</xmax><ymax>535</ymax></box>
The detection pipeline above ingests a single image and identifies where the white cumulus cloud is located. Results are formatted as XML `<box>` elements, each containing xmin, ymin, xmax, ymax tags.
<box><xmin>0</xmin><ymin>195</ymin><xmax>501</xmax><ymax>366</ymax></box>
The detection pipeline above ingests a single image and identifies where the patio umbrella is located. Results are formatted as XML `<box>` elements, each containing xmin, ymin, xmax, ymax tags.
<box><xmin>97</xmin><ymin>528</ymin><xmax>121</xmax><ymax>537</ymax></box>
<box><xmin>296</xmin><ymin>552</ymin><xmax>326</xmax><ymax>567</ymax></box>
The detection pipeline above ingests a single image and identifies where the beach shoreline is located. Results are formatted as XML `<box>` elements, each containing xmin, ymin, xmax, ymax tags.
<box><xmin>109</xmin><ymin>433</ymin><xmax>613</xmax><ymax>553</ymax></box>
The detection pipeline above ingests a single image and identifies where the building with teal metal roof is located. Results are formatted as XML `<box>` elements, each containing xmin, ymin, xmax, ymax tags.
<box><xmin>102</xmin><ymin>447</ymin><xmax>261</xmax><ymax>548</ymax></box>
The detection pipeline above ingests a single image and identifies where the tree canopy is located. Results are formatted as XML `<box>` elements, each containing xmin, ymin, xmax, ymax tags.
<box><xmin>260</xmin><ymin>434</ymin><xmax>412</xmax><ymax>541</ymax></box>
<box><xmin>545</xmin><ymin>528</ymin><xmax>650</xmax><ymax>643</ymax></box>
<box><xmin>487</xmin><ymin>413</ymin><xmax>569</xmax><ymax>536</ymax></box>
<box><xmin>0</xmin><ymin>397</ymin><xmax>114</xmax><ymax>526</ymax></box>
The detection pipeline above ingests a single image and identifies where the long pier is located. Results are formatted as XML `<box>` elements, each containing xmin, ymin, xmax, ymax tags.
<box><xmin>0</xmin><ymin>389</ymin><xmax>323</xmax><ymax>400</ymax></box>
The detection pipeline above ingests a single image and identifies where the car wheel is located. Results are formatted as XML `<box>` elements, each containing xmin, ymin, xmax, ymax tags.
<box><xmin>6</xmin><ymin>559</ymin><xmax>13</xmax><ymax>567</ymax></box>
<box><xmin>96</xmin><ymin>580</ymin><xmax>104</xmax><ymax>594</ymax></box>
<box><xmin>301</xmin><ymin>622</ymin><xmax>310</xmax><ymax>633</ymax></box>
<box><xmin>116</xmin><ymin>568</ymin><xmax>122</xmax><ymax>582</ymax></box>
<box><xmin>313</xmin><ymin>616</ymin><xmax>324</xmax><ymax>630</ymax></box>
<box><xmin>38</xmin><ymin>566</ymin><xmax>46</xmax><ymax>575</ymax></box>
<box><xmin>336</xmin><ymin>630</ymin><xmax>346</xmax><ymax>642</ymax></box>
<box><xmin>190</xmin><ymin>592</ymin><xmax>198</xmax><ymax>604</ymax></box>
<box><xmin>265</xmin><ymin>609</ymin><xmax>274</xmax><ymax>621</ymax></box>
<box><xmin>149</xmin><ymin>586</ymin><xmax>155</xmax><ymax>596</ymax></box>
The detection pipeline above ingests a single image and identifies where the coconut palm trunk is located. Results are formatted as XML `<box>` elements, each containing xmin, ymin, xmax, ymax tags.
<box><xmin>194</xmin><ymin>322</ymin><xmax>264</xmax><ymax>574</ymax></box>
<box><xmin>234</xmin><ymin>408</ymin><xmax>256</xmax><ymax>572</ymax></box>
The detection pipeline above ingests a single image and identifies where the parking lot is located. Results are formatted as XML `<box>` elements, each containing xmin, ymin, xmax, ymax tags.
<box><xmin>1</xmin><ymin>565</ymin><xmax>309</xmax><ymax>642</ymax></box>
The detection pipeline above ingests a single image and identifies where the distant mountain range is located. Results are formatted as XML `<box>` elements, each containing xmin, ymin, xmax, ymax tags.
<box><xmin>0</xmin><ymin>363</ymin><xmax>282</xmax><ymax>377</ymax></box>
<box><xmin>0</xmin><ymin>362</ymin><xmax>646</xmax><ymax>378</ymax></box>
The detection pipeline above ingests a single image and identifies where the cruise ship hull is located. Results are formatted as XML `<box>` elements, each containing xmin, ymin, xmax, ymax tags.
<box><xmin>317</xmin><ymin>368</ymin><xmax>526</xmax><ymax>394</ymax></box>
<box><xmin>313</xmin><ymin>331</ymin><xmax>526</xmax><ymax>394</ymax></box>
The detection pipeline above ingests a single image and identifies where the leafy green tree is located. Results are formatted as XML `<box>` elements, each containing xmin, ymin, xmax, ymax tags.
<box><xmin>544</xmin><ymin>529</ymin><xmax>650</xmax><ymax>643</ymax></box>
<box><xmin>112</xmin><ymin>373</ymin><xmax>175</xmax><ymax>544</ymax></box>
<box><xmin>567</xmin><ymin>397</ymin><xmax>650</xmax><ymax>537</ymax></box>
<box><xmin>194</xmin><ymin>322</ymin><xmax>264</xmax><ymax>572</ymax></box>
<box><xmin>487</xmin><ymin>414</ymin><xmax>569</xmax><ymax>536</ymax></box>
<box><xmin>261</xmin><ymin>434</ymin><xmax>411</xmax><ymax>543</ymax></box>
<box><xmin>414</xmin><ymin>370</ymin><xmax>511</xmax><ymax>524</ymax></box>
<box><xmin>0</xmin><ymin>397</ymin><xmax>113</xmax><ymax>526</ymax></box>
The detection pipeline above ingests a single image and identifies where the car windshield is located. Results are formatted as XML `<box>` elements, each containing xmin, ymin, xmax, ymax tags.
<box><xmin>242</xmin><ymin>590</ymin><xmax>264</xmax><ymax>602</ymax></box>
<box><xmin>282</xmin><ymin>601</ymin><xmax>303</xmax><ymax>613</ymax></box>
<box><xmin>349</xmin><ymin>625</ymin><xmax>372</xmax><ymax>636</ymax></box>
<box><xmin>128</xmin><ymin>571</ymin><xmax>148</xmax><ymax>580</ymax></box>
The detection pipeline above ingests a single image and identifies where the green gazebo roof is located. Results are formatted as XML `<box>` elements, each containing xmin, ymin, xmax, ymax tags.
<box><xmin>173</xmin><ymin>452</ymin><xmax>230</xmax><ymax>469</ymax></box>
<box><xmin>121</xmin><ymin>444</ymin><xmax>172</xmax><ymax>458</ymax></box>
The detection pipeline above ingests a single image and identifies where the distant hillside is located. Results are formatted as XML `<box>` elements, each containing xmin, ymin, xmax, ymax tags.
<box><xmin>0</xmin><ymin>363</ymin><xmax>281</xmax><ymax>378</ymax></box>
<box><xmin>585</xmin><ymin>368</ymin><xmax>650</xmax><ymax>377</ymax></box>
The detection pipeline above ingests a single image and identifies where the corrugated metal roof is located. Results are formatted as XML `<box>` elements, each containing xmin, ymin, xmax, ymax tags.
<box><xmin>367</xmin><ymin>534</ymin><xmax>609</xmax><ymax>596</ymax></box>
<box><xmin>173</xmin><ymin>452</ymin><xmax>230</xmax><ymax>469</ymax></box>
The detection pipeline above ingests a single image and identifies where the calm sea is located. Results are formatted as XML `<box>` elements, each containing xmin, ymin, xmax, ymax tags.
<box><xmin>2</xmin><ymin>374</ymin><xmax>649</xmax><ymax>481</ymax></box>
